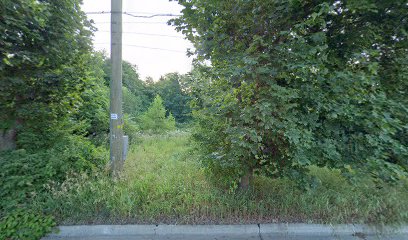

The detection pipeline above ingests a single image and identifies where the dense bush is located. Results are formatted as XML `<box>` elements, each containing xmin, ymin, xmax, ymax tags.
<box><xmin>0</xmin><ymin>209</ymin><xmax>55</xmax><ymax>240</ymax></box>
<box><xmin>75</xmin><ymin>53</ymin><xmax>110</xmax><ymax>146</ymax></box>
<box><xmin>0</xmin><ymin>136</ymin><xmax>108</xmax><ymax>213</ymax></box>
<box><xmin>173</xmin><ymin>0</ymin><xmax>408</xmax><ymax>189</ymax></box>
<box><xmin>0</xmin><ymin>1</ymin><xmax>111</xmax><ymax>238</ymax></box>
<box><xmin>0</xmin><ymin>134</ymin><xmax>107</xmax><ymax>239</ymax></box>
<box><xmin>123</xmin><ymin>114</ymin><xmax>140</xmax><ymax>145</ymax></box>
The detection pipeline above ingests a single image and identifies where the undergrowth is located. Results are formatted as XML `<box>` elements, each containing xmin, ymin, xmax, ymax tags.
<box><xmin>0</xmin><ymin>135</ymin><xmax>108</xmax><ymax>240</ymax></box>
<box><xmin>39</xmin><ymin>131</ymin><xmax>408</xmax><ymax>225</ymax></box>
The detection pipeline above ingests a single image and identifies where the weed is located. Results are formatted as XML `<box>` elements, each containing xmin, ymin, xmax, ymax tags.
<box><xmin>41</xmin><ymin>131</ymin><xmax>408</xmax><ymax>225</ymax></box>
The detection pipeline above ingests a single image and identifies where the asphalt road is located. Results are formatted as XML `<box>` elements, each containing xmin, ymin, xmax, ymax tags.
<box><xmin>42</xmin><ymin>224</ymin><xmax>408</xmax><ymax>240</ymax></box>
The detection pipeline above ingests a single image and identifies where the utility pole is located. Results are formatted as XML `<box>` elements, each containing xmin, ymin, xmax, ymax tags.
<box><xmin>110</xmin><ymin>0</ymin><xmax>123</xmax><ymax>177</ymax></box>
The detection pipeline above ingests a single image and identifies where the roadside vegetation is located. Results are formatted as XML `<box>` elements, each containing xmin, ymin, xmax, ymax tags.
<box><xmin>1</xmin><ymin>0</ymin><xmax>407</xmax><ymax>239</ymax></box>
<box><xmin>35</xmin><ymin>131</ymin><xmax>408</xmax><ymax>225</ymax></box>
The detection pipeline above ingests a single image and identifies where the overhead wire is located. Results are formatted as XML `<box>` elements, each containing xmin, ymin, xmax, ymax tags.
<box><xmin>93</xmin><ymin>21</ymin><xmax>169</xmax><ymax>24</ymax></box>
<box><xmin>85</xmin><ymin>11</ymin><xmax>181</xmax><ymax>18</ymax></box>
<box><xmin>93</xmin><ymin>43</ymin><xmax>187</xmax><ymax>53</ymax></box>
<box><xmin>96</xmin><ymin>30</ymin><xmax>183</xmax><ymax>39</ymax></box>
<box><xmin>88</xmin><ymin>11</ymin><xmax>172</xmax><ymax>15</ymax></box>
<box><xmin>87</xmin><ymin>11</ymin><xmax>188</xmax><ymax>54</ymax></box>
<box><xmin>123</xmin><ymin>12</ymin><xmax>181</xmax><ymax>18</ymax></box>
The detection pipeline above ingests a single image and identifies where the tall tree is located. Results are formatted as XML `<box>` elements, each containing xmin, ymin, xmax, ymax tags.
<box><xmin>172</xmin><ymin>0</ymin><xmax>408</xmax><ymax>189</ymax></box>
<box><xmin>102</xmin><ymin>59</ymin><xmax>150</xmax><ymax>118</ymax></box>
<box><xmin>155</xmin><ymin>73</ymin><xmax>192</xmax><ymax>123</ymax></box>
<box><xmin>74</xmin><ymin>52</ymin><xmax>110</xmax><ymax>145</ymax></box>
<box><xmin>0</xmin><ymin>0</ymin><xmax>94</xmax><ymax>150</ymax></box>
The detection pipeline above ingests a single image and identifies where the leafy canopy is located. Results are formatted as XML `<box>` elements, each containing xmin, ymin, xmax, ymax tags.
<box><xmin>0</xmin><ymin>0</ymin><xmax>109</xmax><ymax>238</ymax></box>
<box><xmin>154</xmin><ymin>73</ymin><xmax>192</xmax><ymax>124</ymax></box>
<box><xmin>172</xmin><ymin>0</ymin><xmax>408</xmax><ymax>187</ymax></box>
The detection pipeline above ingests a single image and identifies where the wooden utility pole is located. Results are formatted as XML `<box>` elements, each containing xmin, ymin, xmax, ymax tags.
<box><xmin>110</xmin><ymin>0</ymin><xmax>124</xmax><ymax>177</ymax></box>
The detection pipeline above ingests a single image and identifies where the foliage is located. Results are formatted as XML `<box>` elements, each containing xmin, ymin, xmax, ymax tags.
<box><xmin>171</xmin><ymin>0</ymin><xmax>408</xmax><ymax>187</ymax></box>
<box><xmin>41</xmin><ymin>132</ymin><xmax>408</xmax><ymax>225</ymax></box>
<box><xmin>0</xmin><ymin>0</ymin><xmax>95</xmax><ymax>149</ymax></box>
<box><xmin>103</xmin><ymin>59</ymin><xmax>151</xmax><ymax>118</ymax></box>
<box><xmin>123</xmin><ymin>114</ymin><xmax>140</xmax><ymax>144</ymax></box>
<box><xmin>123</xmin><ymin>86</ymin><xmax>146</xmax><ymax>120</ymax></box>
<box><xmin>0</xmin><ymin>136</ymin><xmax>107</xmax><ymax>239</ymax></box>
<box><xmin>74</xmin><ymin>52</ymin><xmax>110</xmax><ymax>146</ymax></box>
<box><xmin>0</xmin><ymin>209</ymin><xmax>55</xmax><ymax>240</ymax></box>
<box><xmin>154</xmin><ymin>73</ymin><xmax>192</xmax><ymax>123</ymax></box>
<box><xmin>122</xmin><ymin>62</ymin><xmax>149</xmax><ymax>108</ymax></box>
<box><xmin>102</xmin><ymin>59</ymin><xmax>192</xmax><ymax>125</ymax></box>
<box><xmin>139</xmin><ymin>95</ymin><xmax>176</xmax><ymax>133</ymax></box>
<box><xmin>0</xmin><ymin>137</ymin><xmax>108</xmax><ymax>213</ymax></box>
<box><xmin>0</xmin><ymin>1</ymin><xmax>112</xmax><ymax>238</ymax></box>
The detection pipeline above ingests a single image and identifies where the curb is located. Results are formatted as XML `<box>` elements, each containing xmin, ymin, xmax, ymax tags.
<box><xmin>260</xmin><ymin>224</ymin><xmax>408</xmax><ymax>239</ymax></box>
<box><xmin>43</xmin><ymin>224</ymin><xmax>408</xmax><ymax>239</ymax></box>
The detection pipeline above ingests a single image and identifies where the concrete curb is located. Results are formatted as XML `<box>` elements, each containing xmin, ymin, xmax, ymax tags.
<box><xmin>260</xmin><ymin>224</ymin><xmax>408</xmax><ymax>239</ymax></box>
<box><xmin>43</xmin><ymin>224</ymin><xmax>408</xmax><ymax>240</ymax></box>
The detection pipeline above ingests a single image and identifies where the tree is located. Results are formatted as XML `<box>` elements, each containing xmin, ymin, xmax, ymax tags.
<box><xmin>139</xmin><ymin>95</ymin><xmax>176</xmax><ymax>133</ymax></box>
<box><xmin>172</xmin><ymin>0</ymin><xmax>408</xmax><ymax>189</ymax></box>
<box><xmin>102</xmin><ymin>59</ymin><xmax>151</xmax><ymax>118</ymax></box>
<box><xmin>74</xmin><ymin>52</ymin><xmax>110</xmax><ymax>145</ymax></box>
<box><xmin>0</xmin><ymin>1</ymin><xmax>110</xmax><ymax>238</ymax></box>
<box><xmin>155</xmin><ymin>73</ymin><xmax>192</xmax><ymax>124</ymax></box>
<box><xmin>0</xmin><ymin>0</ymin><xmax>94</xmax><ymax>150</ymax></box>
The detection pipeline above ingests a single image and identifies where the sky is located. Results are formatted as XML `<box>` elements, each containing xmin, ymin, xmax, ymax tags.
<box><xmin>81</xmin><ymin>0</ymin><xmax>194</xmax><ymax>80</ymax></box>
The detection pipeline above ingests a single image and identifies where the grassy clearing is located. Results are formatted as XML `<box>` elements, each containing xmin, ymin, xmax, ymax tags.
<box><xmin>37</xmin><ymin>130</ymin><xmax>408</xmax><ymax>225</ymax></box>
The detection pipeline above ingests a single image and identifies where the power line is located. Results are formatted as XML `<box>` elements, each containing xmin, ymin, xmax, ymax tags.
<box><xmin>96</xmin><ymin>30</ymin><xmax>183</xmax><ymax>39</ymax></box>
<box><xmin>124</xmin><ymin>44</ymin><xmax>186</xmax><ymax>53</ymax></box>
<box><xmin>94</xmin><ymin>43</ymin><xmax>187</xmax><ymax>53</ymax></box>
<box><xmin>92</xmin><ymin>11</ymin><xmax>174</xmax><ymax>15</ymax></box>
<box><xmin>93</xmin><ymin>21</ymin><xmax>169</xmax><ymax>24</ymax></box>
<box><xmin>124</xmin><ymin>12</ymin><xmax>181</xmax><ymax>18</ymax></box>
<box><xmin>86</xmin><ymin>11</ymin><xmax>175</xmax><ymax>14</ymax></box>
<box><xmin>85</xmin><ymin>11</ymin><xmax>181</xmax><ymax>18</ymax></box>
<box><xmin>85</xmin><ymin>11</ymin><xmax>111</xmax><ymax>14</ymax></box>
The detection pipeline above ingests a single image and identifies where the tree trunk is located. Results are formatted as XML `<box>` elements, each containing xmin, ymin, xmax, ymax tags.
<box><xmin>2</xmin><ymin>95</ymin><xmax>25</xmax><ymax>150</ymax></box>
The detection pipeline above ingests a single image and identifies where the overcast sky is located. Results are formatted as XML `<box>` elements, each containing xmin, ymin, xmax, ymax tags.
<box><xmin>81</xmin><ymin>0</ymin><xmax>194</xmax><ymax>80</ymax></box>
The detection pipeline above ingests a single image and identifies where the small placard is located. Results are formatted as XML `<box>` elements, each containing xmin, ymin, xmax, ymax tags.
<box><xmin>110</xmin><ymin>113</ymin><xmax>118</xmax><ymax>120</ymax></box>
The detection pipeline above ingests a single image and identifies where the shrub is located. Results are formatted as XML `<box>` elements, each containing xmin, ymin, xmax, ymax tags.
<box><xmin>0</xmin><ymin>209</ymin><xmax>55</xmax><ymax>240</ymax></box>
<box><xmin>0</xmin><ymin>135</ymin><xmax>108</xmax><ymax>239</ymax></box>
<box><xmin>139</xmin><ymin>95</ymin><xmax>176</xmax><ymax>133</ymax></box>
<box><xmin>0</xmin><ymin>136</ymin><xmax>107</xmax><ymax>210</ymax></box>
<box><xmin>123</xmin><ymin>114</ymin><xmax>140</xmax><ymax>144</ymax></box>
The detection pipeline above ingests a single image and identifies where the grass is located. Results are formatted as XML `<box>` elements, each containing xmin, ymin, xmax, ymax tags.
<box><xmin>36</xmin><ymin>130</ymin><xmax>408</xmax><ymax>225</ymax></box>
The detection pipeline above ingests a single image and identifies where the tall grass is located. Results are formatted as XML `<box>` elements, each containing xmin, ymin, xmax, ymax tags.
<box><xmin>37</xmin><ymin>130</ymin><xmax>408</xmax><ymax>225</ymax></box>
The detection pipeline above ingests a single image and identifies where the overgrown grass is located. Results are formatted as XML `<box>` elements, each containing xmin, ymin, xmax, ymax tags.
<box><xmin>37</xmin><ymin>130</ymin><xmax>408</xmax><ymax>225</ymax></box>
